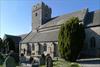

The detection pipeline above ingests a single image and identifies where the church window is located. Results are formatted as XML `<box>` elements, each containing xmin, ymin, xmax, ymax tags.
<box><xmin>38</xmin><ymin>43</ymin><xmax>41</xmax><ymax>54</ymax></box>
<box><xmin>23</xmin><ymin>48</ymin><xmax>26</xmax><ymax>55</ymax></box>
<box><xmin>44</xmin><ymin>44</ymin><xmax>47</xmax><ymax>51</ymax></box>
<box><xmin>27</xmin><ymin>43</ymin><xmax>31</xmax><ymax>56</ymax></box>
<box><xmin>90</xmin><ymin>37</ymin><xmax>96</xmax><ymax>48</ymax></box>
<box><xmin>32</xmin><ymin>43</ymin><xmax>35</xmax><ymax>50</ymax></box>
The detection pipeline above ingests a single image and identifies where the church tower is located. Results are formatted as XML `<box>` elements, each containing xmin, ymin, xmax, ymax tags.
<box><xmin>32</xmin><ymin>2</ymin><xmax>52</xmax><ymax>31</ymax></box>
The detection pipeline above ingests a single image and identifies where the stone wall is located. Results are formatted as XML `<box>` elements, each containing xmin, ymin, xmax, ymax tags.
<box><xmin>20</xmin><ymin>41</ymin><xmax>59</xmax><ymax>58</ymax></box>
<box><xmin>83</xmin><ymin>26</ymin><xmax>100</xmax><ymax>57</ymax></box>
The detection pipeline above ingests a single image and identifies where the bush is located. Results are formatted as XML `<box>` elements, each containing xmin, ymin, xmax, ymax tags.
<box><xmin>58</xmin><ymin>17</ymin><xmax>85</xmax><ymax>61</ymax></box>
<box><xmin>70</xmin><ymin>63</ymin><xmax>80</xmax><ymax>67</ymax></box>
<box><xmin>0</xmin><ymin>53</ymin><xmax>5</xmax><ymax>65</ymax></box>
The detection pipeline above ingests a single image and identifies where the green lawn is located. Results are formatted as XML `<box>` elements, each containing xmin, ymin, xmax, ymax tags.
<box><xmin>0</xmin><ymin>65</ymin><xmax>2</xmax><ymax>67</ymax></box>
<box><xmin>40</xmin><ymin>58</ymin><xmax>80</xmax><ymax>67</ymax></box>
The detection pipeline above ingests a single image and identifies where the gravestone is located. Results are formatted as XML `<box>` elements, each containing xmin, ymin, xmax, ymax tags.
<box><xmin>32</xmin><ymin>57</ymin><xmax>40</xmax><ymax>67</ymax></box>
<box><xmin>40</xmin><ymin>54</ymin><xmax>46</xmax><ymax>65</ymax></box>
<box><xmin>29</xmin><ymin>56</ymin><xmax>33</xmax><ymax>64</ymax></box>
<box><xmin>46</xmin><ymin>54</ymin><xmax>53</xmax><ymax>67</ymax></box>
<box><xmin>3</xmin><ymin>56</ymin><xmax>16</xmax><ymax>67</ymax></box>
<box><xmin>20</xmin><ymin>53</ymin><xmax>26</xmax><ymax>63</ymax></box>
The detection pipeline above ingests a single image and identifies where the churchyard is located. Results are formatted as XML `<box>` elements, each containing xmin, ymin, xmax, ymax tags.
<box><xmin>0</xmin><ymin>51</ymin><xmax>100</xmax><ymax>67</ymax></box>
<box><xmin>0</xmin><ymin>56</ymin><xmax>80</xmax><ymax>67</ymax></box>
<box><xmin>0</xmin><ymin>51</ymin><xmax>80</xmax><ymax>67</ymax></box>
<box><xmin>40</xmin><ymin>58</ymin><xmax>80</xmax><ymax>67</ymax></box>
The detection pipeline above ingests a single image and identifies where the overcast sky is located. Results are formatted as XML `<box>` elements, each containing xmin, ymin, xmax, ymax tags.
<box><xmin>0</xmin><ymin>0</ymin><xmax>100</xmax><ymax>38</ymax></box>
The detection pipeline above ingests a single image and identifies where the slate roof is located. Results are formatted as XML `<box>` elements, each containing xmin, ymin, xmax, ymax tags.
<box><xmin>19</xmin><ymin>34</ymin><xmax>27</xmax><ymax>40</ymax></box>
<box><xmin>20</xmin><ymin>31</ymin><xmax>37</xmax><ymax>43</ymax></box>
<box><xmin>3</xmin><ymin>34</ymin><xmax>21</xmax><ymax>44</ymax></box>
<box><xmin>21</xmin><ymin>30</ymin><xmax>59</xmax><ymax>43</ymax></box>
<box><xmin>29</xmin><ymin>30</ymin><xmax>59</xmax><ymax>42</ymax></box>
<box><xmin>39</xmin><ymin>9</ymin><xmax>87</xmax><ymax>29</ymax></box>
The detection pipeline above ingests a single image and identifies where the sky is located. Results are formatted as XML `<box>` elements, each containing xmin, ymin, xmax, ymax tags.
<box><xmin>0</xmin><ymin>0</ymin><xmax>100</xmax><ymax>38</ymax></box>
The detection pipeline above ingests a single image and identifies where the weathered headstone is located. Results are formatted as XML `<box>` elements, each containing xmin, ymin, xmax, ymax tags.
<box><xmin>46</xmin><ymin>54</ymin><xmax>53</xmax><ymax>67</ymax></box>
<box><xmin>29</xmin><ymin>56</ymin><xmax>33</xmax><ymax>64</ymax></box>
<box><xmin>3</xmin><ymin>56</ymin><xmax>16</xmax><ymax>67</ymax></box>
<box><xmin>32</xmin><ymin>57</ymin><xmax>40</xmax><ymax>67</ymax></box>
<box><xmin>40</xmin><ymin>54</ymin><xmax>46</xmax><ymax>65</ymax></box>
<box><xmin>20</xmin><ymin>53</ymin><xmax>26</xmax><ymax>63</ymax></box>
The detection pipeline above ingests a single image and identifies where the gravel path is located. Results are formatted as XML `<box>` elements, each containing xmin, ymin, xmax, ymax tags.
<box><xmin>77</xmin><ymin>58</ymin><xmax>100</xmax><ymax>67</ymax></box>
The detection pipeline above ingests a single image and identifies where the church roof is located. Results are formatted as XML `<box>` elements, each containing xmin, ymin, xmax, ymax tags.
<box><xmin>39</xmin><ymin>9</ymin><xmax>87</xmax><ymax>29</ymax></box>
<box><xmin>29</xmin><ymin>30</ymin><xmax>59</xmax><ymax>43</ymax></box>
<box><xmin>20</xmin><ymin>31</ymin><xmax>37</xmax><ymax>43</ymax></box>
<box><xmin>18</xmin><ymin>34</ymin><xmax>27</xmax><ymax>40</ymax></box>
<box><xmin>3</xmin><ymin>34</ymin><xmax>21</xmax><ymax>44</ymax></box>
<box><xmin>21</xmin><ymin>30</ymin><xmax>59</xmax><ymax>43</ymax></box>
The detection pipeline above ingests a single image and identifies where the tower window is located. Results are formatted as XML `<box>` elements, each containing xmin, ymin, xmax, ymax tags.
<box><xmin>35</xmin><ymin>13</ymin><xmax>37</xmax><ymax>16</ymax></box>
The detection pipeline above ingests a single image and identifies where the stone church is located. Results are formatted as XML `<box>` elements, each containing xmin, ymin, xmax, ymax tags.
<box><xmin>4</xmin><ymin>2</ymin><xmax>100</xmax><ymax>58</ymax></box>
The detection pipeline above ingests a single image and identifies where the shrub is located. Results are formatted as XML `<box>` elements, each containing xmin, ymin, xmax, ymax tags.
<box><xmin>58</xmin><ymin>17</ymin><xmax>85</xmax><ymax>61</ymax></box>
<box><xmin>0</xmin><ymin>53</ymin><xmax>5</xmax><ymax>65</ymax></box>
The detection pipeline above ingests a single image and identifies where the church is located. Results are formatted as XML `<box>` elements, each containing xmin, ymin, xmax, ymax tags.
<box><xmin>4</xmin><ymin>2</ymin><xmax>100</xmax><ymax>58</ymax></box>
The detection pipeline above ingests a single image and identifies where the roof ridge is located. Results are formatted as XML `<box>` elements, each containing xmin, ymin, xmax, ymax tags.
<box><xmin>5</xmin><ymin>34</ymin><xmax>20</xmax><ymax>37</ymax></box>
<box><xmin>28</xmin><ymin>32</ymin><xmax>38</xmax><ymax>42</ymax></box>
<box><xmin>21</xmin><ymin>31</ymin><xmax>32</xmax><ymax>43</ymax></box>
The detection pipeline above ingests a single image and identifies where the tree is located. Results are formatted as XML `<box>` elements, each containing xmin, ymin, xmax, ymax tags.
<box><xmin>3</xmin><ymin>38</ymin><xmax>15</xmax><ymax>53</ymax></box>
<box><xmin>0</xmin><ymin>38</ymin><xmax>3</xmax><ymax>52</ymax></box>
<box><xmin>58</xmin><ymin>17</ymin><xmax>85</xmax><ymax>61</ymax></box>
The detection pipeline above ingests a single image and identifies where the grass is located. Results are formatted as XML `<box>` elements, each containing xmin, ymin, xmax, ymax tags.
<box><xmin>53</xmin><ymin>58</ymin><xmax>80</xmax><ymax>67</ymax></box>
<box><xmin>0</xmin><ymin>65</ymin><xmax>2</xmax><ymax>67</ymax></box>
<box><xmin>0</xmin><ymin>58</ymin><xmax>80</xmax><ymax>67</ymax></box>
<box><xmin>40</xmin><ymin>58</ymin><xmax>80</xmax><ymax>67</ymax></box>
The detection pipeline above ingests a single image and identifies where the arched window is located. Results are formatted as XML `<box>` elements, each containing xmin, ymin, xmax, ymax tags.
<box><xmin>27</xmin><ymin>43</ymin><xmax>31</xmax><ymax>55</ymax></box>
<box><xmin>44</xmin><ymin>43</ymin><xmax>47</xmax><ymax>51</ymax></box>
<box><xmin>32</xmin><ymin>43</ymin><xmax>35</xmax><ymax>50</ymax></box>
<box><xmin>53</xmin><ymin>42</ymin><xmax>57</xmax><ymax>57</ymax></box>
<box><xmin>90</xmin><ymin>37</ymin><xmax>96</xmax><ymax>48</ymax></box>
<box><xmin>38</xmin><ymin>43</ymin><xmax>41</xmax><ymax>54</ymax></box>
